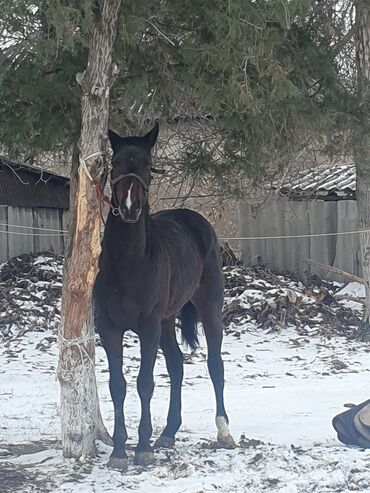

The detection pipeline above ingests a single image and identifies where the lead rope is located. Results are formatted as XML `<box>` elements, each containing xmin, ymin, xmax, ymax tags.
<box><xmin>79</xmin><ymin>151</ymin><xmax>118</xmax><ymax>226</ymax></box>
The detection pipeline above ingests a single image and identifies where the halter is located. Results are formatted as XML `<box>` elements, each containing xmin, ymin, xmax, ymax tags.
<box><xmin>110</xmin><ymin>172</ymin><xmax>150</xmax><ymax>216</ymax></box>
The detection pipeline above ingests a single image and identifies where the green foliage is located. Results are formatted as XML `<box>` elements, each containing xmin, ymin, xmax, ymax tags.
<box><xmin>0</xmin><ymin>0</ymin><xmax>359</xmax><ymax>192</ymax></box>
<box><xmin>0</xmin><ymin>0</ymin><xmax>89</xmax><ymax>156</ymax></box>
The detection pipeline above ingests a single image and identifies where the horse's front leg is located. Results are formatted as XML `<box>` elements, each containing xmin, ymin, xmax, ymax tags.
<box><xmin>100</xmin><ymin>330</ymin><xmax>128</xmax><ymax>470</ymax></box>
<box><xmin>135</xmin><ymin>323</ymin><xmax>161</xmax><ymax>466</ymax></box>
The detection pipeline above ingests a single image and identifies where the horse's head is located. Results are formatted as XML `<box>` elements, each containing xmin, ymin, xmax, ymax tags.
<box><xmin>108</xmin><ymin>123</ymin><xmax>159</xmax><ymax>223</ymax></box>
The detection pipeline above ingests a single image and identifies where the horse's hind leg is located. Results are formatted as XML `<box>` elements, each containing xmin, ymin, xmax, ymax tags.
<box><xmin>198</xmin><ymin>301</ymin><xmax>236</xmax><ymax>448</ymax></box>
<box><xmin>155</xmin><ymin>317</ymin><xmax>184</xmax><ymax>448</ymax></box>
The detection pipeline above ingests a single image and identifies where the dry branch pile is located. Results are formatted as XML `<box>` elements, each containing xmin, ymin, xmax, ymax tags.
<box><xmin>222</xmin><ymin>265</ymin><xmax>363</xmax><ymax>339</ymax></box>
<box><xmin>0</xmin><ymin>253</ymin><xmax>62</xmax><ymax>340</ymax></box>
<box><xmin>0</xmin><ymin>253</ymin><xmax>364</xmax><ymax>342</ymax></box>
<box><xmin>220</xmin><ymin>243</ymin><xmax>241</xmax><ymax>267</ymax></box>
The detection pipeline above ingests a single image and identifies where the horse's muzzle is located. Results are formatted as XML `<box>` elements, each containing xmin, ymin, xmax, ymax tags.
<box><xmin>119</xmin><ymin>202</ymin><xmax>142</xmax><ymax>223</ymax></box>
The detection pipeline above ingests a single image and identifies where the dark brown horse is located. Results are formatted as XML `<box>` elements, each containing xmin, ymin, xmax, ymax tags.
<box><xmin>93</xmin><ymin>123</ymin><xmax>235</xmax><ymax>470</ymax></box>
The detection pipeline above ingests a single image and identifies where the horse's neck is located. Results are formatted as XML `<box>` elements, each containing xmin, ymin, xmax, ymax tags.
<box><xmin>103</xmin><ymin>208</ymin><xmax>152</xmax><ymax>263</ymax></box>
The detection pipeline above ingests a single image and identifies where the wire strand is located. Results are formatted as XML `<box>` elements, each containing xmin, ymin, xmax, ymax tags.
<box><xmin>0</xmin><ymin>229</ymin><xmax>67</xmax><ymax>237</ymax></box>
<box><xmin>0</xmin><ymin>221</ymin><xmax>68</xmax><ymax>233</ymax></box>
<box><xmin>1</xmin><ymin>221</ymin><xmax>370</xmax><ymax>240</ymax></box>
<box><xmin>219</xmin><ymin>229</ymin><xmax>370</xmax><ymax>241</ymax></box>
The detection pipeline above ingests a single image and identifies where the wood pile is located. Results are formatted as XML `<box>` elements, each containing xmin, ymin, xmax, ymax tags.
<box><xmin>0</xmin><ymin>252</ymin><xmax>364</xmax><ymax>342</ymax></box>
<box><xmin>0</xmin><ymin>253</ymin><xmax>62</xmax><ymax>340</ymax></box>
<box><xmin>222</xmin><ymin>264</ymin><xmax>363</xmax><ymax>339</ymax></box>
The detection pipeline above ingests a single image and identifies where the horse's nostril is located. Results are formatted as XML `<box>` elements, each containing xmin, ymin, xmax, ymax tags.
<box><xmin>119</xmin><ymin>200</ymin><xmax>142</xmax><ymax>223</ymax></box>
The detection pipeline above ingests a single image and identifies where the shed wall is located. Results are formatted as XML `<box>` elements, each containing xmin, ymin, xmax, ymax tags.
<box><xmin>239</xmin><ymin>197</ymin><xmax>361</xmax><ymax>281</ymax></box>
<box><xmin>0</xmin><ymin>206</ymin><xmax>69</xmax><ymax>264</ymax></box>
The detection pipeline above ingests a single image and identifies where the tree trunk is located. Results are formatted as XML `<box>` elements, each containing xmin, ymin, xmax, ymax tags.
<box><xmin>354</xmin><ymin>1</ymin><xmax>370</xmax><ymax>340</ymax></box>
<box><xmin>57</xmin><ymin>0</ymin><xmax>121</xmax><ymax>458</ymax></box>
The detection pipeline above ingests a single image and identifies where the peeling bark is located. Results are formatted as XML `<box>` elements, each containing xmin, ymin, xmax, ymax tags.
<box><xmin>57</xmin><ymin>0</ymin><xmax>121</xmax><ymax>458</ymax></box>
<box><xmin>354</xmin><ymin>1</ymin><xmax>370</xmax><ymax>339</ymax></box>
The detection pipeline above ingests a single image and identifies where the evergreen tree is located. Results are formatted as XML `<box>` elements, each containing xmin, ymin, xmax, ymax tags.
<box><xmin>1</xmin><ymin>0</ymin><xmax>332</xmax><ymax>191</ymax></box>
<box><xmin>0</xmin><ymin>0</ymin><xmax>89</xmax><ymax>156</ymax></box>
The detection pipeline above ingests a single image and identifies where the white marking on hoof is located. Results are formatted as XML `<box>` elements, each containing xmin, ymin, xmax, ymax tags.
<box><xmin>216</xmin><ymin>416</ymin><xmax>230</xmax><ymax>439</ymax></box>
<box><xmin>216</xmin><ymin>416</ymin><xmax>236</xmax><ymax>449</ymax></box>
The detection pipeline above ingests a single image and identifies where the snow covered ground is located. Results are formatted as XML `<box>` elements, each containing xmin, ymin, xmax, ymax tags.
<box><xmin>1</xmin><ymin>256</ymin><xmax>370</xmax><ymax>492</ymax></box>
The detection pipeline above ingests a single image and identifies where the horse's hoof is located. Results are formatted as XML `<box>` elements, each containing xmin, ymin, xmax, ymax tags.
<box><xmin>217</xmin><ymin>432</ymin><xmax>237</xmax><ymax>449</ymax></box>
<box><xmin>134</xmin><ymin>450</ymin><xmax>155</xmax><ymax>466</ymax></box>
<box><xmin>107</xmin><ymin>456</ymin><xmax>129</xmax><ymax>471</ymax></box>
<box><xmin>154</xmin><ymin>435</ymin><xmax>175</xmax><ymax>449</ymax></box>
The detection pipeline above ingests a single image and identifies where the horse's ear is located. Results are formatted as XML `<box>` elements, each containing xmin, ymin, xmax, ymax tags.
<box><xmin>108</xmin><ymin>129</ymin><xmax>123</xmax><ymax>153</ymax></box>
<box><xmin>143</xmin><ymin>122</ymin><xmax>159</xmax><ymax>148</ymax></box>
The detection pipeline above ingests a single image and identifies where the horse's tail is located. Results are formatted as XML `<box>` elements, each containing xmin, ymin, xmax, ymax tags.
<box><xmin>180</xmin><ymin>301</ymin><xmax>199</xmax><ymax>350</ymax></box>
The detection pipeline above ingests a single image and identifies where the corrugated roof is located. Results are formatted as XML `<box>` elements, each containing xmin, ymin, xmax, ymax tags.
<box><xmin>279</xmin><ymin>164</ymin><xmax>356</xmax><ymax>199</ymax></box>
<box><xmin>0</xmin><ymin>158</ymin><xmax>69</xmax><ymax>209</ymax></box>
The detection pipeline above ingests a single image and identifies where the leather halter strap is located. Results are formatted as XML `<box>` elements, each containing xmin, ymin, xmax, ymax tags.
<box><xmin>111</xmin><ymin>172</ymin><xmax>150</xmax><ymax>192</ymax></box>
<box><xmin>110</xmin><ymin>172</ymin><xmax>150</xmax><ymax>215</ymax></box>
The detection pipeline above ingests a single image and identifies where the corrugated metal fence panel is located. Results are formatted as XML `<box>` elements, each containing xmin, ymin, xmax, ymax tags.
<box><xmin>239</xmin><ymin>197</ymin><xmax>361</xmax><ymax>281</ymax></box>
<box><xmin>276</xmin><ymin>199</ymin><xmax>310</xmax><ymax>278</ymax></box>
<box><xmin>239</xmin><ymin>198</ymin><xmax>311</xmax><ymax>277</ymax></box>
<box><xmin>0</xmin><ymin>206</ymin><xmax>68</xmax><ymax>262</ymax></box>
<box><xmin>0</xmin><ymin>206</ymin><xmax>8</xmax><ymax>263</ymax></box>
<box><xmin>62</xmin><ymin>211</ymin><xmax>70</xmax><ymax>253</ymax></box>
<box><xmin>238</xmin><ymin>202</ymin><xmax>268</xmax><ymax>267</ymax></box>
<box><xmin>308</xmin><ymin>200</ymin><xmax>338</xmax><ymax>277</ymax></box>
<box><xmin>33</xmin><ymin>208</ymin><xmax>64</xmax><ymax>255</ymax></box>
<box><xmin>8</xmin><ymin>206</ymin><xmax>34</xmax><ymax>258</ymax></box>
<box><xmin>334</xmin><ymin>200</ymin><xmax>362</xmax><ymax>276</ymax></box>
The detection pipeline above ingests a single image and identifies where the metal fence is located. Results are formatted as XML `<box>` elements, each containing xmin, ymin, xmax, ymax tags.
<box><xmin>0</xmin><ymin>205</ymin><xmax>69</xmax><ymax>263</ymax></box>
<box><xmin>239</xmin><ymin>197</ymin><xmax>361</xmax><ymax>281</ymax></box>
